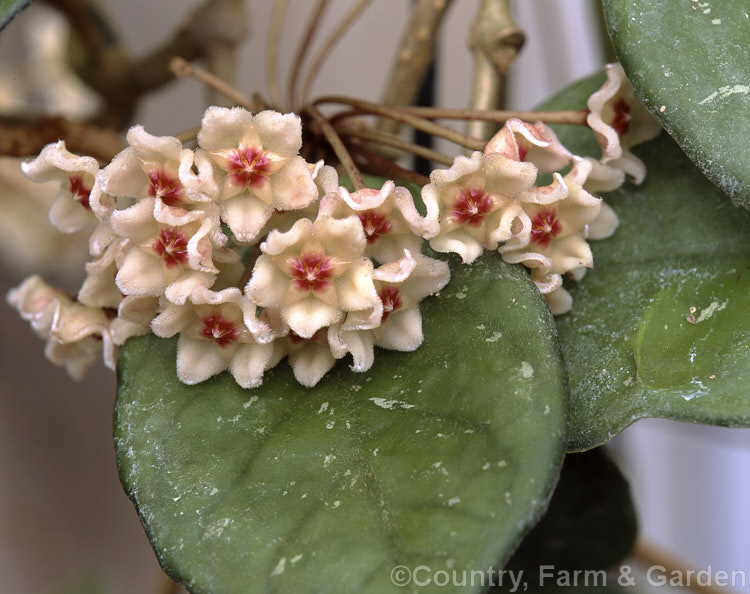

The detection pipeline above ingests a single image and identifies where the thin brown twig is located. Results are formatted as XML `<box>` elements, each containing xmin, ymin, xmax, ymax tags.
<box><xmin>299</xmin><ymin>0</ymin><xmax>374</xmax><ymax>103</ymax></box>
<box><xmin>305</xmin><ymin>105</ymin><xmax>365</xmax><ymax>190</ymax></box>
<box><xmin>390</xmin><ymin>106</ymin><xmax>589</xmax><ymax>125</ymax></box>
<box><xmin>337</xmin><ymin>126</ymin><xmax>454</xmax><ymax>166</ymax></box>
<box><xmin>315</xmin><ymin>96</ymin><xmax>485</xmax><ymax>151</ymax></box>
<box><xmin>170</xmin><ymin>57</ymin><xmax>254</xmax><ymax>110</ymax></box>
<box><xmin>266</xmin><ymin>0</ymin><xmax>290</xmax><ymax>110</ymax></box>
<box><xmin>349</xmin><ymin>142</ymin><xmax>430</xmax><ymax>187</ymax></box>
<box><xmin>332</xmin><ymin>106</ymin><xmax>589</xmax><ymax>127</ymax></box>
<box><xmin>201</xmin><ymin>0</ymin><xmax>248</xmax><ymax>108</ymax></box>
<box><xmin>288</xmin><ymin>0</ymin><xmax>331</xmax><ymax>110</ymax></box>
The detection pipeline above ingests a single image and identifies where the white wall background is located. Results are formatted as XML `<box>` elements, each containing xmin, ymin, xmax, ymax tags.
<box><xmin>1</xmin><ymin>1</ymin><xmax>749</xmax><ymax>593</ymax></box>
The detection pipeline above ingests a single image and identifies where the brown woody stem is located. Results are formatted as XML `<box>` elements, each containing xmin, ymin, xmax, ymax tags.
<box><xmin>348</xmin><ymin>142</ymin><xmax>430</xmax><ymax>186</ymax></box>
<box><xmin>266</xmin><ymin>0</ymin><xmax>290</xmax><ymax>110</ymax></box>
<box><xmin>170</xmin><ymin>57</ymin><xmax>254</xmax><ymax>110</ymax></box>
<box><xmin>337</xmin><ymin>126</ymin><xmax>453</xmax><ymax>166</ymax></box>
<box><xmin>315</xmin><ymin>96</ymin><xmax>485</xmax><ymax>151</ymax></box>
<box><xmin>305</xmin><ymin>105</ymin><xmax>365</xmax><ymax>190</ymax></box>
<box><xmin>390</xmin><ymin>106</ymin><xmax>590</xmax><ymax>125</ymax></box>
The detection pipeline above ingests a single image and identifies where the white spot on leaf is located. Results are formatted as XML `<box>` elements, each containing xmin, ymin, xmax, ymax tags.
<box><xmin>369</xmin><ymin>397</ymin><xmax>415</xmax><ymax>410</ymax></box>
<box><xmin>271</xmin><ymin>557</ymin><xmax>286</xmax><ymax>576</ymax></box>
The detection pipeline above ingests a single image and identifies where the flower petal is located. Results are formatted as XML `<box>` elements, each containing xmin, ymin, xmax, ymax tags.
<box><xmin>587</xmin><ymin>202</ymin><xmax>619</xmax><ymax>241</ymax></box>
<box><xmin>429</xmin><ymin>229</ymin><xmax>484</xmax><ymax>264</ymax></box>
<box><xmin>288</xmin><ymin>341</ymin><xmax>336</xmax><ymax>387</ymax></box>
<box><xmin>176</xmin><ymin>336</ymin><xmax>227</xmax><ymax>384</ymax></box>
<box><xmin>116</xmin><ymin>248</ymin><xmax>167</xmax><ymax>296</ymax></box>
<box><xmin>543</xmin><ymin>285</ymin><xmax>573</xmax><ymax>316</ymax></box>
<box><xmin>269</xmin><ymin>155</ymin><xmax>318</xmax><ymax>210</ymax></box>
<box><xmin>229</xmin><ymin>342</ymin><xmax>274</xmax><ymax>388</ymax></box>
<box><xmin>375</xmin><ymin>307</ymin><xmax>423</xmax><ymax>351</ymax></box>
<box><xmin>245</xmin><ymin>255</ymin><xmax>289</xmax><ymax>309</ymax></box>
<box><xmin>221</xmin><ymin>195</ymin><xmax>274</xmax><ymax>243</ymax></box>
<box><xmin>282</xmin><ymin>295</ymin><xmax>342</xmax><ymax>339</ymax></box>
<box><xmin>253</xmin><ymin>110</ymin><xmax>304</xmax><ymax>156</ymax></box>
<box><xmin>198</xmin><ymin>106</ymin><xmax>255</xmax><ymax>151</ymax></box>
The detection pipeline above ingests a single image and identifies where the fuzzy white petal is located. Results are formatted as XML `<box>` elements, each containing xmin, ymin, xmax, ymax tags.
<box><xmin>221</xmin><ymin>195</ymin><xmax>274</xmax><ymax>243</ymax></box>
<box><xmin>375</xmin><ymin>307</ymin><xmax>423</xmax><ymax>351</ymax></box>
<box><xmin>282</xmin><ymin>295</ymin><xmax>342</xmax><ymax>339</ymax></box>
<box><xmin>429</xmin><ymin>230</ymin><xmax>484</xmax><ymax>264</ymax></box>
<box><xmin>230</xmin><ymin>342</ymin><xmax>274</xmax><ymax>388</ymax></box>
<box><xmin>288</xmin><ymin>342</ymin><xmax>336</xmax><ymax>387</ymax></box>
<box><xmin>587</xmin><ymin>202</ymin><xmax>619</xmax><ymax>241</ymax></box>
<box><xmin>176</xmin><ymin>336</ymin><xmax>228</xmax><ymax>384</ymax></box>
<box><xmin>116</xmin><ymin>248</ymin><xmax>167</xmax><ymax>296</ymax></box>
<box><xmin>253</xmin><ymin>110</ymin><xmax>304</xmax><ymax>156</ymax></box>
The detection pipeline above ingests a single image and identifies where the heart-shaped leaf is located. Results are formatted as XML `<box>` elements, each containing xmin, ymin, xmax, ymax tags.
<box><xmin>541</xmin><ymin>75</ymin><xmax>750</xmax><ymax>451</ymax></box>
<box><xmin>115</xmin><ymin>254</ymin><xmax>568</xmax><ymax>594</ymax></box>
<box><xmin>0</xmin><ymin>0</ymin><xmax>31</xmax><ymax>32</ymax></box>
<box><xmin>603</xmin><ymin>0</ymin><xmax>750</xmax><ymax>207</ymax></box>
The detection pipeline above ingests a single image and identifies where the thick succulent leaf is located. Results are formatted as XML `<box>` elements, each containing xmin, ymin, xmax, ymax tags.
<box><xmin>501</xmin><ymin>448</ymin><xmax>636</xmax><ymax>583</ymax></box>
<box><xmin>0</xmin><ymin>0</ymin><xmax>31</xmax><ymax>31</ymax></box>
<box><xmin>541</xmin><ymin>75</ymin><xmax>750</xmax><ymax>451</ymax></box>
<box><xmin>604</xmin><ymin>0</ymin><xmax>750</xmax><ymax>207</ymax></box>
<box><xmin>115</xmin><ymin>254</ymin><xmax>568</xmax><ymax>594</ymax></box>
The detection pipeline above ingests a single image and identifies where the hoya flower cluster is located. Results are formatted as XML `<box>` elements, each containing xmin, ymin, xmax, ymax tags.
<box><xmin>7</xmin><ymin>63</ymin><xmax>659</xmax><ymax>389</ymax></box>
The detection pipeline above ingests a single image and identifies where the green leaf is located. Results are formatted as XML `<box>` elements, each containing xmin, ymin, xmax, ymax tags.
<box><xmin>541</xmin><ymin>75</ymin><xmax>750</xmax><ymax>451</ymax></box>
<box><xmin>0</xmin><ymin>0</ymin><xmax>31</xmax><ymax>32</ymax></box>
<box><xmin>502</xmin><ymin>448</ymin><xmax>636</xmax><ymax>579</ymax></box>
<box><xmin>603</xmin><ymin>0</ymin><xmax>750</xmax><ymax>207</ymax></box>
<box><xmin>115</xmin><ymin>254</ymin><xmax>568</xmax><ymax>594</ymax></box>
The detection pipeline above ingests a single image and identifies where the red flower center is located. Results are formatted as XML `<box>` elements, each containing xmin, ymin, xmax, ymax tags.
<box><xmin>359</xmin><ymin>210</ymin><xmax>392</xmax><ymax>244</ymax></box>
<box><xmin>530</xmin><ymin>208</ymin><xmax>562</xmax><ymax>248</ymax></box>
<box><xmin>152</xmin><ymin>227</ymin><xmax>189</xmax><ymax>268</ymax></box>
<box><xmin>450</xmin><ymin>186</ymin><xmax>493</xmax><ymax>227</ymax></box>
<box><xmin>226</xmin><ymin>145</ymin><xmax>272</xmax><ymax>189</ymax></box>
<box><xmin>69</xmin><ymin>175</ymin><xmax>92</xmax><ymax>210</ymax></box>
<box><xmin>378</xmin><ymin>286</ymin><xmax>402</xmax><ymax>323</ymax></box>
<box><xmin>611</xmin><ymin>98</ymin><xmax>631</xmax><ymax>137</ymax></box>
<box><xmin>289</xmin><ymin>252</ymin><xmax>335</xmax><ymax>293</ymax></box>
<box><xmin>148</xmin><ymin>168</ymin><xmax>183</xmax><ymax>207</ymax></box>
<box><xmin>200</xmin><ymin>312</ymin><xmax>240</xmax><ymax>347</ymax></box>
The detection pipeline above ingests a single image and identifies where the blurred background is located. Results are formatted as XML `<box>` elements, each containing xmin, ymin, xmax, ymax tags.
<box><xmin>1</xmin><ymin>1</ymin><xmax>749</xmax><ymax>592</ymax></box>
